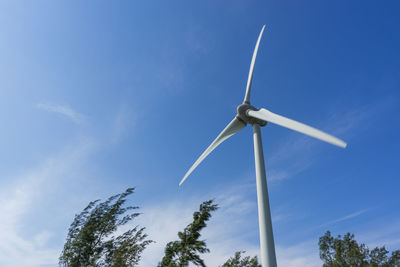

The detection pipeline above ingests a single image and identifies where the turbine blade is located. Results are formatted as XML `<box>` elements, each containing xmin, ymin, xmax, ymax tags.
<box><xmin>243</xmin><ymin>25</ymin><xmax>266</xmax><ymax>104</ymax></box>
<box><xmin>247</xmin><ymin>108</ymin><xmax>347</xmax><ymax>148</ymax></box>
<box><xmin>179</xmin><ymin>117</ymin><xmax>246</xmax><ymax>186</ymax></box>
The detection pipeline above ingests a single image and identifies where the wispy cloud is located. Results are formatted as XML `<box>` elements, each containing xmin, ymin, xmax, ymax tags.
<box><xmin>318</xmin><ymin>209</ymin><xmax>369</xmax><ymax>228</ymax></box>
<box><xmin>358</xmin><ymin>218</ymin><xmax>400</xmax><ymax>250</ymax></box>
<box><xmin>111</xmin><ymin>104</ymin><xmax>136</xmax><ymax>145</ymax></box>
<box><xmin>267</xmin><ymin>99</ymin><xmax>392</xmax><ymax>182</ymax></box>
<box><xmin>185</xmin><ymin>24</ymin><xmax>211</xmax><ymax>55</ymax></box>
<box><xmin>36</xmin><ymin>103</ymin><xmax>86</xmax><ymax>124</ymax></box>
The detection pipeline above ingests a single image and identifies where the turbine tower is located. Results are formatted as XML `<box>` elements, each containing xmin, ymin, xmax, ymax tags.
<box><xmin>179</xmin><ymin>25</ymin><xmax>347</xmax><ymax>267</ymax></box>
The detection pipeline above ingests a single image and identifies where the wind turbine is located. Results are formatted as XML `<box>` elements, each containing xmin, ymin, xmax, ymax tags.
<box><xmin>179</xmin><ymin>25</ymin><xmax>347</xmax><ymax>267</ymax></box>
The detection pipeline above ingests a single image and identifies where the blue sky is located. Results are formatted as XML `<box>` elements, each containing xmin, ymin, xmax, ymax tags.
<box><xmin>0</xmin><ymin>1</ymin><xmax>399</xmax><ymax>266</ymax></box>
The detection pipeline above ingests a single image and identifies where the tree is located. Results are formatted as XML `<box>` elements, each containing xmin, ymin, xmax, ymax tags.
<box><xmin>319</xmin><ymin>231</ymin><xmax>400</xmax><ymax>267</ymax></box>
<box><xmin>220</xmin><ymin>251</ymin><xmax>261</xmax><ymax>267</ymax></box>
<box><xmin>158</xmin><ymin>200</ymin><xmax>218</xmax><ymax>267</ymax></box>
<box><xmin>59</xmin><ymin>188</ymin><xmax>152</xmax><ymax>267</ymax></box>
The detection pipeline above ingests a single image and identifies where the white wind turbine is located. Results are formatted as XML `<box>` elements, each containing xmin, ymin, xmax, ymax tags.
<box><xmin>179</xmin><ymin>25</ymin><xmax>347</xmax><ymax>267</ymax></box>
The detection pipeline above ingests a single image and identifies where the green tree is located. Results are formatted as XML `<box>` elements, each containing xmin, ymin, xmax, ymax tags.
<box><xmin>59</xmin><ymin>188</ymin><xmax>152</xmax><ymax>267</ymax></box>
<box><xmin>158</xmin><ymin>200</ymin><xmax>218</xmax><ymax>267</ymax></box>
<box><xmin>319</xmin><ymin>231</ymin><xmax>400</xmax><ymax>267</ymax></box>
<box><xmin>220</xmin><ymin>251</ymin><xmax>261</xmax><ymax>267</ymax></box>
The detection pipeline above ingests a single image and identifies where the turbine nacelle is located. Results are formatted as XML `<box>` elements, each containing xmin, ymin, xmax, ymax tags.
<box><xmin>236</xmin><ymin>103</ymin><xmax>267</xmax><ymax>126</ymax></box>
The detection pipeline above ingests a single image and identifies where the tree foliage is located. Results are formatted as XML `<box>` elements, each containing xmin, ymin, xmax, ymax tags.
<box><xmin>158</xmin><ymin>200</ymin><xmax>218</xmax><ymax>267</ymax></box>
<box><xmin>319</xmin><ymin>231</ymin><xmax>400</xmax><ymax>267</ymax></box>
<box><xmin>220</xmin><ymin>251</ymin><xmax>261</xmax><ymax>267</ymax></box>
<box><xmin>59</xmin><ymin>188</ymin><xmax>152</xmax><ymax>267</ymax></box>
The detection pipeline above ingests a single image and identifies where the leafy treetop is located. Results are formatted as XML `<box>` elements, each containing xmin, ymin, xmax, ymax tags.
<box><xmin>158</xmin><ymin>199</ymin><xmax>218</xmax><ymax>267</ymax></box>
<box><xmin>59</xmin><ymin>188</ymin><xmax>152</xmax><ymax>267</ymax></box>
<box><xmin>319</xmin><ymin>231</ymin><xmax>400</xmax><ymax>267</ymax></box>
<box><xmin>220</xmin><ymin>251</ymin><xmax>261</xmax><ymax>267</ymax></box>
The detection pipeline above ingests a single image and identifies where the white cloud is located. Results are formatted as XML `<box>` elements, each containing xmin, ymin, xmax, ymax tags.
<box><xmin>33</xmin><ymin>231</ymin><xmax>53</xmax><ymax>248</ymax></box>
<box><xmin>36</xmin><ymin>103</ymin><xmax>86</xmax><ymax>124</ymax></box>
<box><xmin>136</xmin><ymin>201</ymin><xmax>198</xmax><ymax>267</ymax></box>
<box><xmin>0</xmin><ymin>101</ymin><xmax>138</xmax><ymax>266</ymax></box>
<box><xmin>276</xmin><ymin>241</ymin><xmax>321</xmax><ymax>267</ymax></box>
<box><xmin>0</xmin><ymin>138</ymin><xmax>95</xmax><ymax>267</ymax></box>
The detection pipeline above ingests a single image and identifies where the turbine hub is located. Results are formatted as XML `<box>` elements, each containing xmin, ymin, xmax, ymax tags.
<box><xmin>236</xmin><ymin>104</ymin><xmax>267</xmax><ymax>126</ymax></box>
